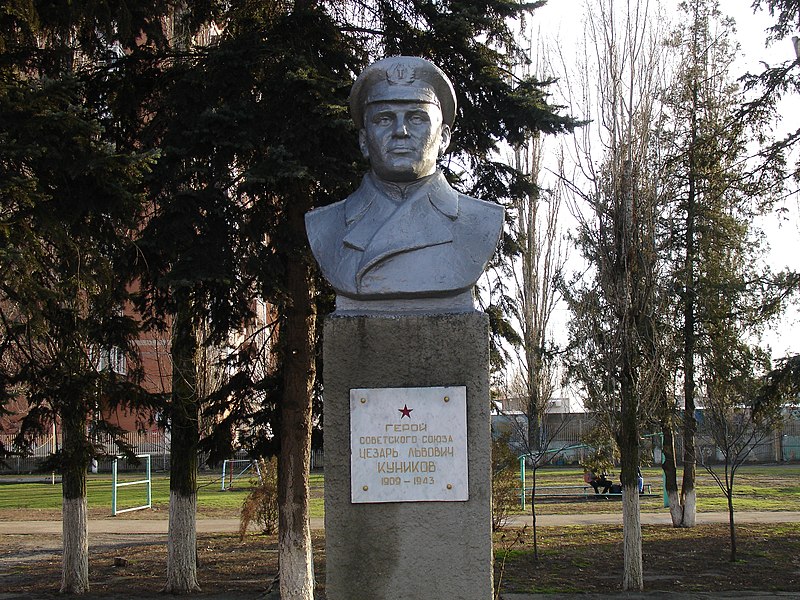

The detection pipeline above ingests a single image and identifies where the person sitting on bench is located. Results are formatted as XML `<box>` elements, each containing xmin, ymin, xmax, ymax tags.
<box><xmin>584</xmin><ymin>470</ymin><xmax>613</xmax><ymax>494</ymax></box>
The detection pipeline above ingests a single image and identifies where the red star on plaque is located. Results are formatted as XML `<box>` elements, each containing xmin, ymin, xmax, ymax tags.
<box><xmin>399</xmin><ymin>404</ymin><xmax>413</xmax><ymax>419</ymax></box>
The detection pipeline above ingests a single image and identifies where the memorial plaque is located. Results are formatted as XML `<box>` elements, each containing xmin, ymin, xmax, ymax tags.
<box><xmin>350</xmin><ymin>386</ymin><xmax>468</xmax><ymax>503</ymax></box>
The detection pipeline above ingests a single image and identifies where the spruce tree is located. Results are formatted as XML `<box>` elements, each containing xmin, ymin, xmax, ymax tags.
<box><xmin>0</xmin><ymin>33</ymin><xmax>157</xmax><ymax>597</ymax></box>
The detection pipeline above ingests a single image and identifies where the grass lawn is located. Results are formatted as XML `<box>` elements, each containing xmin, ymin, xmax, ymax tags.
<box><xmin>494</xmin><ymin>522</ymin><xmax>800</xmax><ymax>595</ymax></box>
<box><xmin>517</xmin><ymin>463</ymin><xmax>800</xmax><ymax>514</ymax></box>
<box><xmin>1</xmin><ymin>464</ymin><xmax>798</xmax><ymax>596</ymax></box>
<box><xmin>0</xmin><ymin>470</ymin><xmax>325</xmax><ymax>519</ymax></box>
<box><xmin>0</xmin><ymin>463</ymin><xmax>796</xmax><ymax>520</ymax></box>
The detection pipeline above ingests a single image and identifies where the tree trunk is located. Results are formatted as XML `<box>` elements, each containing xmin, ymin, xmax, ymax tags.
<box><xmin>678</xmin><ymin>472</ymin><xmax>696</xmax><ymax>527</ymax></box>
<box><xmin>278</xmin><ymin>203</ymin><xmax>316</xmax><ymax>600</ymax></box>
<box><xmin>622</xmin><ymin>483</ymin><xmax>643</xmax><ymax>591</ymax></box>
<box><xmin>166</xmin><ymin>491</ymin><xmax>199</xmax><ymax>591</ymax></box>
<box><xmin>526</xmin><ymin>405</ymin><xmax>540</xmax><ymax>459</ymax></box>
<box><xmin>530</xmin><ymin>468</ymin><xmax>539</xmax><ymax>560</ymax></box>
<box><xmin>681</xmin><ymin>334</ymin><xmax>698</xmax><ymax>528</ymax></box>
<box><xmin>660</xmin><ymin>423</ymin><xmax>684</xmax><ymax>525</ymax></box>
<box><xmin>164</xmin><ymin>294</ymin><xmax>201</xmax><ymax>593</ymax></box>
<box><xmin>680</xmin><ymin>251</ymin><xmax>698</xmax><ymax>527</ymax></box>
<box><xmin>60</xmin><ymin>404</ymin><xmax>90</xmax><ymax>594</ymax></box>
<box><xmin>619</xmin><ymin>392</ymin><xmax>643</xmax><ymax>591</ymax></box>
<box><xmin>727</xmin><ymin>492</ymin><xmax>737</xmax><ymax>562</ymax></box>
<box><xmin>679</xmin><ymin>11</ymin><xmax>701</xmax><ymax>530</ymax></box>
<box><xmin>618</xmin><ymin>314</ymin><xmax>642</xmax><ymax>591</ymax></box>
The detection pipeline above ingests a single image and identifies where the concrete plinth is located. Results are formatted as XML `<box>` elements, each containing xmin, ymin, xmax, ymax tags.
<box><xmin>323</xmin><ymin>311</ymin><xmax>493</xmax><ymax>600</ymax></box>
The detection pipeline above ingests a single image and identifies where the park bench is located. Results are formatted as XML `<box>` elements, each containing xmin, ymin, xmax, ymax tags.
<box><xmin>518</xmin><ymin>483</ymin><xmax>657</xmax><ymax>507</ymax></box>
<box><xmin>534</xmin><ymin>484</ymin><xmax>596</xmax><ymax>497</ymax></box>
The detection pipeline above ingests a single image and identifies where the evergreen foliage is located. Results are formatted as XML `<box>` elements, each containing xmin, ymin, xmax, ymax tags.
<box><xmin>2</xmin><ymin>0</ymin><xmax>576</xmax><ymax>593</ymax></box>
<box><xmin>0</xmin><ymin>19</ymin><xmax>157</xmax><ymax>469</ymax></box>
<box><xmin>2</xmin><ymin>0</ymin><xmax>576</xmax><ymax>462</ymax></box>
<box><xmin>1</xmin><ymin>7</ymin><xmax>161</xmax><ymax>588</ymax></box>
<box><xmin>741</xmin><ymin>0</ymin><xmax>800</xmax><ymax>183</ymax></box>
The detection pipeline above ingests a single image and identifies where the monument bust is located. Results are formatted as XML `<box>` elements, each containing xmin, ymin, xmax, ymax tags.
<box><xmin>305</xmin><ymin>56</ymin><xmax>504</xmax><ymax>313</ymax></box>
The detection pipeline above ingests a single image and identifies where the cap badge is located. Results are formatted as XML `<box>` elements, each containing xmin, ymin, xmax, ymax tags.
<box><xmin>386</xmin><ymin>63</ymin><xmax>416</xmax><ymax>86</ymax></box>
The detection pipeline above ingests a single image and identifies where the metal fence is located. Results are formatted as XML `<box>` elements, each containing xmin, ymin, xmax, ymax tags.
<box><xmin>492</xmin><ymin>410</ymin><xmax>800</xmax><ymax>466</ymax></box>
<box><xmin>0</xmin><ymin>430</ymin><xmax>325</xmax><ymax>475</ymax></box>
<box><xmin>0</xmin><ymin>432</ymin><xmax>59</xmax><ymax>474</ymax></box>
<box><xmin>492</xmin><ymin>412</ymin><xmax>598</xmax><ymax>465</ymax></box>
<box><xmin>0</xmin><ymin>430</ymin><xmax>171</xmax><ymax>474</ymax></box>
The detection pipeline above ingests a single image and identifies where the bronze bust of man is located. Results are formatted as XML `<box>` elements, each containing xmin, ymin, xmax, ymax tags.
<box><xmin>305</xmin><ymin>56</ymin><xmax>503</xmax><ymax>313</ymax></box>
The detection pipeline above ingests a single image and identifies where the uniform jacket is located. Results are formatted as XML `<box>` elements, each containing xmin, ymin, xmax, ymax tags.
<box><xmin>305</xmin><ymin>171</ymin><xmax>503</xmax><ymax>304</ymax></box>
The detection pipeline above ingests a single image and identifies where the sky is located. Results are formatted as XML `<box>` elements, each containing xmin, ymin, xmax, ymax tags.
<box><xmin>523</xmin><ymin>0</ymin><xmax>800</xmax><ymax>364</ymax></box>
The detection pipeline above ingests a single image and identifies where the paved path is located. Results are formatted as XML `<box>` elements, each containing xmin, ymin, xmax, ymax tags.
<box><xmin>2</xmin><ymin>510</ymin><xmax>799</xmax><ymax>535</ymax></box>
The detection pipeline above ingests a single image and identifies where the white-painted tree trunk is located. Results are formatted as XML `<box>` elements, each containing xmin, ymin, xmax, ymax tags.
<box><xmin>668</xmin><ymin>490</ymin><xmax>684</xmax><ymax>526</ymax></box>
<box><xmin>622</xmin><ymin>485</ymin><xmax>643</xmax><ymax>591</ymax></box>
<box><xmin>164</xmin><ymin>490</ymin><xmax>201</xmax><ymax>592</ymax></box>
<box><xmin>279</xmin><ymin>452</ymin><xmax>314</xmax><ymax>600</ymax></box>
<box><xmin>279</xmin><ymin>520</ymin><xmax>315</xmax><ymax>599</ymax></box>
<box><xmin>61</xmin><ymin>496</ymin><xmax>89</xmax><ymax>593</ymax></box>
<box><xmin>668</xmin><ymin>487</ymin><xmax>698</xmax><ymax>527</ymax></box>
<box><xmin>681</xmin><ymin>489</ymin><xmax>696</xmax><ymax>527</ymax></box>
<box><xmin>278</xmin><ymin>242</ymin><xmax>316</xmax><ymax>600</ymax></box>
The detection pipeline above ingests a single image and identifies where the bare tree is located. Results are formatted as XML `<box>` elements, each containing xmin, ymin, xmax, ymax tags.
<box><xmin>509</xmin><ymin>136</ymin><xmax>566</xmax><ymax>456</ymax></box>
<box><xmin>493</xmin><ymin>376</ymin><xmax>571</xmax><ymax>560</ymax></box>
<box><xmin>502</xmin><ymin>121</ymin><xmax>570</xmax><ymax>560</ymax></box>
<box><xmin>558</xmin><ymin>0</ymin><xmax>671</xmax><ymax>590</ymax></box>
<box><xmin>699</xmin><ymin>341</ymin><xmax>780</xmax><ymax>561</ymax></box>
<box><xmin>481</xmin><ymin>29</ymin><xmax>572</xmax><ymax>558</ymax></box>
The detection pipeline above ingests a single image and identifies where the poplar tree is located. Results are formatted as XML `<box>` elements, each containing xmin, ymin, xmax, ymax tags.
<box><xmin>560</xmin><ymin>0</ymin><xmax>670</xmax><ymax>589</ymax></box>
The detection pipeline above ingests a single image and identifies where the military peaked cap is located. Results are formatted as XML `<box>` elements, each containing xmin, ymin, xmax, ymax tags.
<box><xmin>349</xmin><ymin>56</ymin><xmax>457</xmax><ymax>128</ymax></box>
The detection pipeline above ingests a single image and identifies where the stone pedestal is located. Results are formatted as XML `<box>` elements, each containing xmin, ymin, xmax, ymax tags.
<box><xmin>323</xmin><ymin>311</ymin><xmax>493</xmax><ymax>600</ymax></box>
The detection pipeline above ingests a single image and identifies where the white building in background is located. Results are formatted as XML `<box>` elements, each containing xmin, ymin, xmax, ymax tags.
<box><xmin>494</xmin><ymin>393</ymin><xmax>584</xmax><ymax>416</ymax></box>
<box><xmin>491</xmin><ymin>392</ymin><xmax>593</xmax><ymax>465</ymax></box>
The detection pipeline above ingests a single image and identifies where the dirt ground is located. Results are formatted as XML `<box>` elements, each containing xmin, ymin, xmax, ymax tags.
<box><xmin>1</xmin><ymin>530</ymin><xmax>285</xmax><ymax>598</ymax></box>
<box><xmin>497</xmin><ymin>522</ymin><xmax>800</xmax><ymax>595</ymax></box>
<box><xmin>3</xmin><ymin>522</ymin><xmax>799</xmax><ymax>598</ymax></box>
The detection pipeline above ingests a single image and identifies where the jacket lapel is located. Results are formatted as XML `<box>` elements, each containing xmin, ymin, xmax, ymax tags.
<box><xmin>355</xmin><ymin>174</ymin><xmax>459</xmax><ymax>283</ymax></box>
<box><xmin>342</xmin><ymin>180</ymin><xmax>392</xmax><ymax>252</ymax></box>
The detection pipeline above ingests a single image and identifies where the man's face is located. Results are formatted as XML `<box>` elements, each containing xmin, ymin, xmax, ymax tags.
<box><xmin>359</xmin><ymin>101</ymin><xmax>451</xmax><ymax>183</ymax></box>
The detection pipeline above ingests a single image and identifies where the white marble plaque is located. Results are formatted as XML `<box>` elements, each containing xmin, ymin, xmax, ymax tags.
<box><xmin>350</xmin><ymin>386</ymin><xmax>468</xmax><ymax>503</ymax></box>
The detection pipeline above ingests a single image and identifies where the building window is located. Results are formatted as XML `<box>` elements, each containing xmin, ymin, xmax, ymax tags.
<box><xmin>93</xmin><ymin>347</ymin><xmax>127</xmax><ymax>375</ymax></box>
